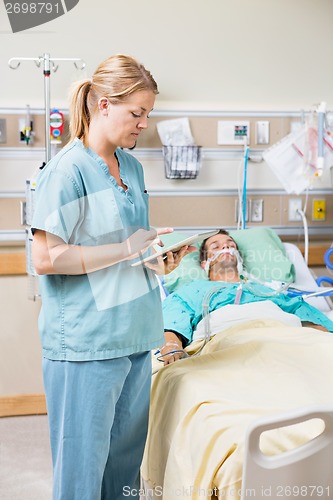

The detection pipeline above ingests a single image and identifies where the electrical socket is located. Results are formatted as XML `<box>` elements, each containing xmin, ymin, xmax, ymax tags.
<box><xmin>255</xmin><ymin>122</ymin><xmax>269</xmax><ymax>145</ymax></box>
<box><xmin>288</xmin><ymin>198</ymin><xmax>302</xmax><ymax>221</ymax></box>
<box><xmin>312</xmin><ymin>199</ymin><xmax>326</xmax><ymax>221</ymax></box>
<box><xmin>20</xmin><ymin>201</ymin><xmax>27</xmax><ymax>226</ymax></box>
<box><xmin>250</xmin><ymin>199</ymin><xmax>264</xmax><ymax>222</ymax></box>
<box><xmin>0</xmin><ymin>119</ymin><xmax>6</xmax><ymax>143</ymax></box>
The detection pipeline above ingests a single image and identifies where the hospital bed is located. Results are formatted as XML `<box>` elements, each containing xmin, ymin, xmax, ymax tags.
<box><xmin>140</xmin><ymin>228</ymin><xmax>333</xmax><ymax>500</ymax></box>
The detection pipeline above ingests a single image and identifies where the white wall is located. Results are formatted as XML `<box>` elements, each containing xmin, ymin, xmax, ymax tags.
<box><xmin>0</xmin><ymin>0</ymin><xmax>333</xmax><ymax>110</ymax></box>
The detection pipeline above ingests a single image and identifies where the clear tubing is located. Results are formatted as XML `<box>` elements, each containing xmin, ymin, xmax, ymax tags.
<box><xmin>195</xmin><ymin>274</ymin><xmax>295</xmax><ymax>361</ymax></box>
<box><xmin>297</xmin><ymin>209</ymin><xmax>309</xmax><ymax>266</ymax></box>
<box><xmin>201</xmin><ymin>284</ymin><xmax>226</xmax><ymax>349</ymax></box>
<box><xmin>242</xmin><ymin>146</ymin><xmax>249</xmax><ymax>230</ymax></box>
<box><xmin>237</xmin><ymin>157</ymin><xmax>244</xmax><ymax>230</ymax></box>
<box><xmin>240</xmin><ymin>276</ymin><xmax>292</xmax><ymax>298</ymax></box>
<box><xmin>301</xmin><ymin>288</ymin><xmax>333</xmax><ymax>299</ymax></box>
<box><xmin>200</xmin><ymin>276</ymin><xmax>292</xmax><ymax>346</ymax></box>
<box><xmin>317</xmin><ymin>102</ymin><xmax>326</xmax><ymax>174</ymax></box>
<box><xmin>204</xmin><ymin>247</ymin><xmax>240</xmax><ymax>275</ymax></box>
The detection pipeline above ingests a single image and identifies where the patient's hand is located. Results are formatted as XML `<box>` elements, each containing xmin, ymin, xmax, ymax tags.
<box><xmin>158</xmin><ymin>331</ymin><xmax>186</xmax><ymax>365</ymax></box>
<box><xmin>301</xmin><ymin>321</ymin><xmax>329</xmax><ymax>332</ymax></box>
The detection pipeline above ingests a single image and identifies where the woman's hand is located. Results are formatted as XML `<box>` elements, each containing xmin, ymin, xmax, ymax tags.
<box><xmin>125</xmin><ymin>227</ymin><xmax>173</xmax><ymax>260</ymax></box>
<box><xmin>163</xmin><ymin>245</ymin><xmax>196</xmax><ymax>274</ymax></box>
<box><xmin>157</xmin><ymin>331</ymin><xmax>187</xmax><ymax>366</ymax></box>
<box><xmin>145</xmin><ymin>245</ymin><xmax>196</xmax><ymax>275</ymax></box>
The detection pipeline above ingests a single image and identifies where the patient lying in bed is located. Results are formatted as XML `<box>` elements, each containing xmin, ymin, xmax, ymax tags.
<box><xmin>142</xmin><ymin>229</ymin><xmax>333</xmax><ymax>499</ymax></box>
<box><xmin>160</xmin><ymin>230</ymin><xmax>333</xmax><ymax>365</ymax></box>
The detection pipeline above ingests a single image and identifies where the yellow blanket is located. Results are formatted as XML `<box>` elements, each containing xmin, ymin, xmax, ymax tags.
<box><xmin>141</xmin><ymin>319</ymin><xmax>333</xmax><ymax>500</ymax></box>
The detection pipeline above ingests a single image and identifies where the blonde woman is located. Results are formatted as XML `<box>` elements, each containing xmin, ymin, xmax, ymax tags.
<box><xmin>32</xmin><ymin>54</ymin><xmax>189</xmax><ymax>499</ymax></box>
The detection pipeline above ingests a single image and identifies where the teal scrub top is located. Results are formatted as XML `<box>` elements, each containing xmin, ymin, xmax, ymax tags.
<box><xmin>163</xmin><ymin>280</ymin><xmax>333</xmax><ymax>344</ymax></box>
<box><xmin>32</xmin><ymin>139</ymin><xmax>164</xmax><ymax>361</ymax></box>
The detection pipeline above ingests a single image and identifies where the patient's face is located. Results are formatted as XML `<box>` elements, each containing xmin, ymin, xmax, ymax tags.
<box><xmin>205</xmin><ymin>234</ymin><xmax>238</xmax><ymax>268</ymax></box>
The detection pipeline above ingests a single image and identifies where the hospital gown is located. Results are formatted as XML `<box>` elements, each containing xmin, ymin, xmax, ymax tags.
<box><xmin>163</xmin><ymin>279</ymin><xmax>333</xmax><ymax>344</ymax></box>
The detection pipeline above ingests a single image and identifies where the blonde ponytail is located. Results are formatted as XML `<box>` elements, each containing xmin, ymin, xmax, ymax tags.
<box><xmin>68</xmin><ymin>79</ymin><xmax>91</xmax><ymax>147</ymax></box>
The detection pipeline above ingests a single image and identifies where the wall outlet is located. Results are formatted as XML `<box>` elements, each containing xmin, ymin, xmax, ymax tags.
<box><xmin>250</xmin><ymin>199</ymin><xmax>264</xmax><ymax>222</ymax></box>
<box><xmin>288</xmin><ymin>198</ymin><xmax>302</xmax><ymax>221</ymax></box>
<box><xmin>312</xmin><ymin>199</ymin><xmax>326</xmax><ymax>221</ymax></box>
<box><xmin>255</xmin><ymin>121</ymin><xmax>269</xmax><ymax>145</ymax></box>
<box><xmin>20</xmin><ymin>201</ymin><xmax>27</xmax><ymax>226</ymax></box>
<box><xmin>0</xmin><ymin>118</ymin><xmax>6</xmax><ymax>143</ymax></box>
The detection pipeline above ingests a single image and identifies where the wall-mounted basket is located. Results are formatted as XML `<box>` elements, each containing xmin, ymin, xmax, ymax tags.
<box><xmin>163</xmin><ymin>145</ymin><xmax>202</xmax><ymax>179</ymax></box>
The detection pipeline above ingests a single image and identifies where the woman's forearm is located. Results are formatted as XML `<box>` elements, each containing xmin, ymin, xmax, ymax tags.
<box><xmin>50</xmin><ymin>241</ymin><xmax>127</xmax><ymax>275</ymax></box>
<box><xmin>32</xmin><ymin>229</ymin><xmax>157</xmax><ymax>275</ymax></box>
<box><xmin>33</xmin><ymin>231</ymin><xmax>128</xmax><ymax>275</ymax></box>
<box><xmin>32</xmin><ymin>227</ymin><xmax>173</xmax><ymax>276</ymax></box>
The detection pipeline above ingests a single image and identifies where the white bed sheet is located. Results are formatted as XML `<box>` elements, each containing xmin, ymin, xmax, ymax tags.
<box><xmin>193</xmin><ymin>301</ymin><xmax>301</xmax><ymax>341</ymax></box>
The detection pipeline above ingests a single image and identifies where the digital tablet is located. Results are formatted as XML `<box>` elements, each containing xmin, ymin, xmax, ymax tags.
<box><xmin>131</xmin><ymin>230</ymin><xmax>219</xmax><ymax>267</ymax></box>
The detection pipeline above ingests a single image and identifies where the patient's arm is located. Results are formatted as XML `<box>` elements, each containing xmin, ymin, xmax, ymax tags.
<box><xmin>301</xmin><ymin>321</ymin><xmax>329</xmax><ymax>332</ymax></box>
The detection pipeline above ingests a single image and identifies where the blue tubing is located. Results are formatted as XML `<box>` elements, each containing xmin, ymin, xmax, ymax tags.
<box><xmin>316</xmin><ymin>276</ymin><xmax>333</xmax><ymax>287</ymax></box>
<box><xmin>324</xmin><ymin>247</ymin><xmax>333</xmax><ymax>271</ymax></box>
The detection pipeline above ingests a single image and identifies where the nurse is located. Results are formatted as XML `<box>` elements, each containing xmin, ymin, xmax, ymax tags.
<box><xmin>31</xmin><ymin>54</ymin><xmax>189</xmax><ymax>499</ymax></box>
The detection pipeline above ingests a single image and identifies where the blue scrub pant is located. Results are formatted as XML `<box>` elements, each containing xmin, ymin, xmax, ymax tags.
<box><xmin>43</xmin><ymin>352</ymin><xmax>151</xmax><ymax>500</ymax></box>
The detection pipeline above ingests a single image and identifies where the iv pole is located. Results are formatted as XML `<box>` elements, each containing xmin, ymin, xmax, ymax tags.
<box><xmin>8</xmin><ymin>53</ymin><xmax>85</xmax><ymax>301</ymax></box>
<box><xmin>8</xmin><ymin>53</ymin><xmax>85</xmax><ymax>164</ymax></box>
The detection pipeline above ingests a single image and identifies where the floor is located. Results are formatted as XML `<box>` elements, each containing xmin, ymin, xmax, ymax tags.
<box><xmin>0</xmin><ymin>414</ymin><xmax>52</xmax><ymax>500</ymax></box>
